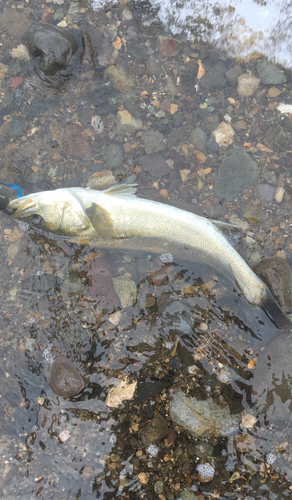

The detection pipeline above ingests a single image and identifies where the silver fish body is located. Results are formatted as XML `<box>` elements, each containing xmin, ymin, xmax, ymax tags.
<box><xmin>7</xmin><ymin>177</ymin><xmax>291</xmax><ymax>329</ymax></box>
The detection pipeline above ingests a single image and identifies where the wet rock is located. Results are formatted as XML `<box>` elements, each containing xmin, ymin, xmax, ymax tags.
<box><xmin>141</xmin><ymin>129</ymin><xmax>164</xmax><ymax>154</ymax></box>
<box><xmin>135</xmin><ymin>378</ymin><xmax>173</xmax><ymax>403</ymax></box>
<box><xmin>9</xmin><ymin>119</ymin><xmax>29</xmax><ymax>138</ymax></box>
<box><xmin>105</xmin><ymin>144</ymin><xmax>124</xmax><ymax>168</ymax></box>
<box><xmin>128</xmin><ymin>44</ymin><xmax>148</xmax><ymax>63</ymax></box>
<box><xmin>257</xmin><ymin>60</ymin><xmax>286</xmax><ymax>85</ymax></box>
<box><xmin>193</xmin><ymin>441</ymin><xmax>214</xmax><ymax>458</ymax></box>
<box><xmin>212</xmin><ymin>121</ymin><xmax>235</xmax><ymax>148</ymax></box>
<box><xmin>103</xmin><ymin>25</ymin><xmax>118</xmax><ymax>42</ymax></box>
<box><xmin>170</xmin><ymin>390</ymin><xmax>241</xmax><ymax>438</ymax></box>
<box><xmin>214</xmin><ymin>147</ymin><xmax>259</xmax><ymax>201</ymax></box>
<box><xmin>139</xmin><ymin>413</ymin><xmax>168</xmax><ymax>447</ymax></box>
<box><xmin>233</xmin><ymin>120</ymin><xmax>248</xmax><ymax>131</ymax></box>
<box><xmin>243</xmin><ymin>205</ymin><xmax>265</xmax><ymax>223</ymax></box>
<box><xmin>43</xmin><ymin>344</ymin><xmax>86</xmax><ymax>397</ymax></box>
<box><xmin>116</xmin><ymin>110</ymin><xmax>142</xmax><ymax>132</ymax></box>
<box><xmin>159</xmin><ymin>36</ymin><xmax>184</xmax><ymax>57</ymax></box>
<box><xmin>61</xmin><ymin>270</ymin><xmax>82</xmax><ymax>300</ymax></box>
<box><xmin>24</xmin><ymin>23</ymin><xmax>78</xmax><ymax>76</ymax></box>
<box><xmin>263</xmin><ymin>122</ymin><xmax>287</xmax><ymax>151</ymax></box>
<box><xmin>11</xmin><ymin>44</ymin><xmax>30</xmax><ymax>61</ymax></box>
<box><xmin>87</xmin><ymin>170</ymin><xmax>116</xmax><ymax>189</ymax></box>
<box><xmin>176</xmin><ymin>490</ymin><xmax>199</xmax><ymax>500</ymax></box>
<box><xmin>200</xmin><ymin>114</ymin><xmax>220</xmax><ymax>134</ymax></box>
<box><xmin>88</xmin><ymin>258</ymin><xmax>119</xmax><ymax>308</ymax></box>
<box><xmin>274</xmin><ymin>186</ymin><xmax>285</xmax><ymax>203</ymax></box>
<box><xmin>189</xmin><ymin>127</ymin><xmax>207</xmax><ymax>151</ymax></box>
<box><xmin>63</xmin><ymin>123</ymin><xmax>92</xmax><ymax>158</ymax></box>
<box><xmin>200</xmin><ymin>60</ymin><xmax>228</xmax><ymax>90</ymax></box>
<box><xmin>113</xmin><ymin>275</ymin><xmax>137</xmax><ymax>307</ymax></box>
<box><xmin>237</xmin><ymin>73</ymin><xmax>260</xmax><ymax>98</ymax></box>
<box><xmin>106</xmin><ymin>378</ymin><xmax>137</xmax><ymax>408</ymax></box>
<box><xmin>206</xmin><ymin>136</ymin><xmax>219</xmax><ymax>152</ymax></box>
<box><xmin>139</xmin><ymin>153</ymin><xmax>171</xmax><ymax>178</ymax></box>
<box><xmin>253</xmin><ymin>257</ymin><xmax>292</xmax><ymax>312</ymax></box>
<box><xmin>0</xmin><ymin>8</ymin><xmax>30</xmax><ymax>38</ymax></box>
<box><xmin>225</xmin><ymin>65</ymin><xmax>242</xmax><ymax>88</ymax></box>
<box><xmin>104</xmin><ymin>62</ymin><xmax>134</xmax><ymax>92</ymax></box>
<box><xmin>254</xmin><ymin>183</ymin><xmax>276</xmax><ymax>202</ymax></box>
<box><xmin>97</xmin><ymin>39</ymin><xmax>115</xmax><ymax>67</ymax></box>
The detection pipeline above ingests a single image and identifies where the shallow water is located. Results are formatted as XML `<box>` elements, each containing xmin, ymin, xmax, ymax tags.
<box><xmin>1</xmin><ymin>0</ymin><xmax>292</xmax><ymax>499</ymax></box>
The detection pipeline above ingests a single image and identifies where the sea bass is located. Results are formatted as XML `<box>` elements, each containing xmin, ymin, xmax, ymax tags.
<box><xmin>7</xmin><ymin>176</ymin><xmax>291</xmax><ymax>329</ymax></box>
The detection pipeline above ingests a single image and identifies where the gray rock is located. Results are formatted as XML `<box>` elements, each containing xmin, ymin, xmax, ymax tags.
<box><xmin>141</xmin><ymin>129</ymin><xmax>164</xmax><ymax>154</ymax></box>
<box><xmin>205</xmin><ymin>136</ymin><xmax>219</xmax><ymax>152</ymax></box>
<box><xmin>170</xmin><ymin>390</ymin><xmax>241</xmax><ymax>438</ymax></box>
<box><xmin>200</xmin><ymin>114</ymin><xmax>220</xmax><ymax>134</ymax></box>
<box><xmin>243</xmin><ymin>205</ymin><xmax>265</xmax><ymax>223</ymax></box>
<box><xmin>253</xmin><ymin>257</ymin><xmax>292</xmax><ymax>312</ymax></box>
<box><xmin>193</xmin><ymin>441</ymin><xmax>214</xmax><ymax>458</ymax></box>
<box><xmin>139</xmin><ymin>413</ymin><xmax>168</xmax><ymax>447</ymax></box>
<box><xmin>9</xmin><ymin>118</ymin><xmax>29</xmax><ymax>138</ymax></box>
<box><xmin>105</xmin><ymin>144</ymin><xmax>123</xmax><ymax>168</ymax></box>
<box><xmin>254</xmin><ymin>183</ymin><xmax>276</xmax><ymax>203</ymax></box>
<box><xmin>24</xmin><ymin>23</ymin><xmax>78</xmax><ymax>76</ymax></box>
<box><xmin>128</xmin><ymin>44</ymin><xmax>148</xmax><ymax>63</ymax></box>
<box><xmin>200</xmin><ymin>60</ymin><xmax>228</xmax><ymax>90</ymax></box>
<box><xmin>263</xmin><ymin>122</ymin><xmax>287</xmax><ymax>151</ymax></box>
<box><xmin>176</xmin><ymin>491</ymin><xmax>200</xmax><ymax>500</ymax></box>
<box><xmin>138</xmin><ymin>153</ymin><xmax>171</xmax><ymax>178</ymax></box>
<box><xmin>112</xmin><ymin>275</ymin><xmax>137</xmax><ymax>307</ymax></box>
<box><xmin>189</xmin><ymin>127</ymin><xmax>207</xmax><ymax>151</ymax></box>
<box><xmin>154</xmin><ymin>481</ymin><xmax>164</xmax><ymax>494</ymax></box>
<box><xmin>257</xmin><ymin>60</ymin><xmax>287</xmax><ymax>85</ymax></box>
<box><xmin>103</xmin><ymin>25</ymin><xmax>117</xmax><ymax>42</ymax></box>
<box><xmin>214</xmin><ymin>147</ymin><xmax>259</xmax><ymax>201</ymax></box>
<box><xmin>225</xmin><ymin>65</ymin><xmax>242</xmax><ymax>88</ymax></box>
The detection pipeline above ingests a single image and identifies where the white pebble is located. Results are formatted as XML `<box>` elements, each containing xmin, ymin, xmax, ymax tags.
<box><xmin>266</xmin><ymin>452</ymin><xmax>277</xmax><ymax>465</ymax></box>
<box><xmin>274</xmin><ymin>186</ymin><xmax>285</xmax><ymax>203</ymax></box>
<box><xmin>158</xmin><ymin>253</ymin><xmax>173</xmax><ymax>264</ymax></box>
<box><xmin>147</xmin><ymin>444</ymin><xmax>159</xmax><ymax>457</ymax></box>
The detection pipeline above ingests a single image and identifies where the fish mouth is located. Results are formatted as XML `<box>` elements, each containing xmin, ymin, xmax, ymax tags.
<box><xmin>7</xmin><ymin>197</ymin><xmax>37</xmax><ymax>217</ymax></box>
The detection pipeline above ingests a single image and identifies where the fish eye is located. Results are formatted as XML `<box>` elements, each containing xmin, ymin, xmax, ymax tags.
<box><xmin>30</xmin><ymin>214</ymin><xmax>43</xmax><ymax>226</ymax></box>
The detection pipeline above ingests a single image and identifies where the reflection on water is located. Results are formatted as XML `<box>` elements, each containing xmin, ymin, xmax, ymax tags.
<box><xmin>1</xmin><ymin>0</ymin><xmax>292</xmax><ymax>498</ymax></box>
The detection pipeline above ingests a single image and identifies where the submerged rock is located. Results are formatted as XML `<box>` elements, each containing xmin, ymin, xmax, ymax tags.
<box><xmin>43</xmin><ymin>344</ymin><xmax>86</xmax><ymax>397</ymax></box>
<box><xmin>169</xmin><ymin>389</ymin><xmax>241</xmax><ymax>438</ymax></box>
<box><xmin>139</xmin><ymin>413</ymin><xmax>168</xmax><ymax>447</ymax></box>
<box><xmin>253</xmin><ymin>257</ymin><xmax>292</xmax><ymax>312</ymax></box>
<box><xmin>214</xmin><ymin>147</ymin><xmax>259</xmax><ymax>201</ymax></box>
<box><xmin>257</xmin><ymin>60</ymin><xmax>287</xmax><ymax>85</ymax></box>
<box><xmin>24</xmin><ymin>23</ymin><xmax>78</xmax><ymax>77</ymax></box>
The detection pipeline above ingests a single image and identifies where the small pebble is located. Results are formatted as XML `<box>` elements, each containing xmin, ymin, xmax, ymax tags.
<box><xmin>274</xmin><ymin>186</ymin><xmax>285</xmax><ymax>203</ymax></box>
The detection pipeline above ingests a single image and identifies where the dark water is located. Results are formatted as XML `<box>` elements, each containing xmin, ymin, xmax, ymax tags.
<box><xmin>0</xmin><ymin>0</ymin><xmax>292</xmax><ymax>499</ymax></box>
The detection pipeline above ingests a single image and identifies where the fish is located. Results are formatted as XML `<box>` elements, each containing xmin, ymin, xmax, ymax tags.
<box><xmin>7</xmin><ymin>176</ymin><xmax>291</xmax><ymax>329</ymax></box>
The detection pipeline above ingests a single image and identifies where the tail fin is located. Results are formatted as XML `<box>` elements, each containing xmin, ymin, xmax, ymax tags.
<box><xmin>259</xmin><ymin>289</ymin><xmax>292</xmax><ymax>330</ymax></box>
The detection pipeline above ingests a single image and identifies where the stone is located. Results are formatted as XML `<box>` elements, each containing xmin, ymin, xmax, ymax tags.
<box><xmin>0</xmin><ymin>8</ymin><xmax>30</xmax><ymax>38</ymax></box>
<box><xmin>263</xmin><ymin>122</ymin><xmax>287</xmax><ymax>151</ymax></box>
<box><xmin>254</xmin><ymin>183</ymin><xmax>276</xmax><ymax>202</ymax></box>
<box><xmin>257</xmin><ymin>60</ymin><xmax>286</xmax><ymax>85</ymax></box>
<box><xmin>112</xmin><ymin>275</ymin><xmax>137</xmax><ymax>307</ymax></box>
<box><xmin>63</xmin><ymin>123</ymin><xmax>92</xmax><ymax>158</ymax></box>
<box><xmin>105</xmin><ymin>144</ymin><xmax>124</xmax><ymax>168</ymax></box>
<box><xmin>189</xmin><ymin>127</ymin><xmax>207</xmax><ymax>151</ymax></box>
<box><xmin>141</xmin><ymin>129</ymin><xmax>164</xmax><ymax>154</ymax></box>
<box><xmin>214</xmin><ymin>147</ymin><xmax>259</xmax><ymax>201</ymax></box>
<box><xmin>116</xmin><ymin>110</ymin><xmax>142</xmax><ymax>132</ymax></box>
<box><xmin>106</xmin><ymin>378</ymin><xmax>137</xmax><ymax>407</ymax></box>
<box><xmin>159</xmin><ymin>36</ymin><xmax>184</xmax><ymax>57</ymax></box>
<box><xmin>200</xmin><ymin>114</ymin><xmax>220</xmax><ymax>134</ymax></box>
<box><xmin>274</xmin><ymin>186</ymin><xmax>285</xmax><ymax>203</ymax></box>
<box><xmin>225</xmin><ymin>65</ymin><xmax>242</xmax><ymax>88</ymax></box>
<box><xmin>11</xmin><ymin>44</ymin><xmax>30</xmax><ymax>61</ymax></box>
<box><xmin>237</xmin><ymin>73</ymin><xmax>260</xmax><ymax>98</ymax></box>
<box><xmin>154</xmin><ymin>481</ymin><xmax>164</xmax><ymax>494</ymax></box>
<box><xmin>139</xmin><ymin>153</ymin><xmax>171</xmax><ymax>178</ymax></box>
<box><xmin>268</xmin><ymin>86</ymin><xmax>282</xmax><ymax>98</ymax></box>
<box><xmin>24</xmin><ymin>23</ymin><xmax>78</xmax><ymax>77</ymax></box>
<box><xmin>139</xmin><ymin>413</ymin><xmax>168</xmax><ymax>447</ymax></box>
<box><xmin>87</xmin><ymin>170</ymin><xmax>115</xmax><ymax>189</ymax></box>
<box><xmin>9</xmin><ymin>119</ymin><xmax>29</xmax><ymax>138</ymax></box>
<box><xmin>104</xmin><ymin>62</ymin><xmax>134</xmax><ymax>92</ymax></box>
<box><xmin>243</xmin><ymin>205</ymin><xmax>265</xmax><ymax>223</ymax></box>
<box><xmin>212</xmin><ymin>122</ymin><xmax>235</xmax><ymax>148</ymax></box>
<box><xmin>170</xmin><ymin>390</ymin><xmax>240</xmax><ymax>438</ymax></box>
<box><xmin>176</xmin><ymin>491</ymin><xmax>200</xmax><ymax>500</ymax></box>
<box><xmin>253</xmin><ymin>257</ymin><xmax>292</xmax><ymax>312</ymax></box>
<box><xmin>200</xmin><ymin>60</ymin><xmax>228</xmax><ymax>90</ymax></box>
<box><xmin>128</xmin><ymin>44</ymin><xmax>148</xmax><ymax>63</ymax></box>
<box><xmin>233</xmin><ymin>120</ymin><xmax>248</xmax><ymax>131</ymax></box>
<box><xmin>103</xmin><ymin>25</ymin><xmax>118</xmax><ymax>42</ymax></box>
<box><xmin>43</xmin><ymin>344</ymin><xmax>86</xmax><ymax>398</ymax></box>
<box><xmin>193</xmin><ymin>441</ymin><xmax>214</xmax><ymax>458</ymax></box>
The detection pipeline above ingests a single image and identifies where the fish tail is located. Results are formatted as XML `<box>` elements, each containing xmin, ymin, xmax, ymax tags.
<box><xmin>259</xmin><ymin>288</ymin><xmax>291</xmax><ymax>330</ymax></box>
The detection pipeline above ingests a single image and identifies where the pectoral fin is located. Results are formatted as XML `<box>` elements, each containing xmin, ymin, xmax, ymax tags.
<box><xmin>85</xmin><ymin>203</ymin><xmax>113</xmax><ymax>242</ymax></box>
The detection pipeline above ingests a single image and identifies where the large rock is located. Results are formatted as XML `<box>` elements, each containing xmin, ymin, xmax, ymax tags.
<box><xmin>139</xmin><ymin>413</ymin><xmax>168</xmax><ymax>447</ymax></box>
<box><xmin>170</xmin><ymin>390</ymin><xmax>241</xmax><ymax>438</ymax></box>
<box><xmin>253</xmin><ymin>257</ymin><xmax>292</xmax><ymax>312</ymax></box>
<box><xmin>237</xmin><ymin>73</ymin><xmax>260</xmax><ymax>98</ymax></box>
<box><xmin>257</xmin><ymin>60</ymin><xmax>287</xmax><ymax>85</ymax></box>
<box><xmin>200</xmin><ymin>60</ymin><xmax>228</xmax><ymax>90</ymax></box>
<box><xmin>263</xmin><ymin>122</ymin><xmax>288</xmax><ymax>151</ymax></box>
<box><xmin>24</xmin><ymin>23</ymin><xmax>78</xmax><ymax>76</ymax></box>
<box><xmin>214</xmin><ymin>147</ymin><xmax>259</xmax><ymax>201</ymax></box>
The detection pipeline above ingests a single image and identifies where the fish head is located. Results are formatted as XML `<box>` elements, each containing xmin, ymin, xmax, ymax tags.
<box><xmin>7</xmin><ymin>189</ymin><xmax>90</xmax><ymax>236</ymax></box>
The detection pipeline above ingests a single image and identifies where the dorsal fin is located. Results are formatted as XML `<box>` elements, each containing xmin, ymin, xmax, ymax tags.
<box><xmin>210</xmin><ymin>220</ymin><xmax>243</xmax><ymax>247</ymax></box>
<box><xmin>103</xmin><ymin>175</ymin><xmax>138</xmax><ymax>198</ymax></box>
